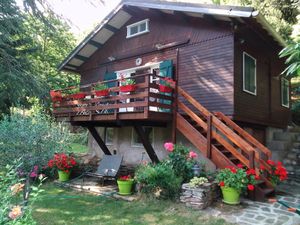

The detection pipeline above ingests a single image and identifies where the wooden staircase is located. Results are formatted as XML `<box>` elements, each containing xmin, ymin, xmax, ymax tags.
<box><xmin>176</xmin><ymin>87</ymin><xmax>275</xmax><ymax>201</ymax></box>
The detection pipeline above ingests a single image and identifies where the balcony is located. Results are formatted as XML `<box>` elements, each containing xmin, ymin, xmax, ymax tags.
<box><xmin>52</xmin><ymin>73</ymin><xmax>174</xmax><ymax>125</ymax></box>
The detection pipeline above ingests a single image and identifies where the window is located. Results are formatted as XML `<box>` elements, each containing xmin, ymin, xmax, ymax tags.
<box><xmin>104</xmin><ymin>127</ymin><xmax>114</xmax><ymax>145</ymax></box>
<box><xmin>131</xmin><ymin>127</ymin><xmax>153</xmax><ymax>147</ymax></box>
<box><xmin>281</xmin><ymin>78</ymin><xmax>289</xmax><ymax>108</ymax></box>
<box><xmin>243</xmin><ymin>52</ymin><xmax>257</xmax><ymax>95</ymax></box>
<box><xmin>126</xmin><ymin>19</ymin><xmax>149</xmax><ymax>38</ymax></box>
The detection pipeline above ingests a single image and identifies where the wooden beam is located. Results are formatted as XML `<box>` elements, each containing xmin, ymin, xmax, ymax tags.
<box><xmin>104</xmin><ymin>24</ymin><xmax>119</xmax><ymax>33</ymax></box>
<box><xmin>172</xmin><ymin>48</ymin><xmax>179</xmax><ymax>143</ymax></box>
<box><xmin>207</xmin><ymin>115</ymin><xmax>212</xmax><ymax>159</ymax></box>
<box><xmin>88</xmin><ymin>40</ymin><xmax>103</xmax><ymax>48</ymax></box>
<box><xmin>87</xmin><ymin>126</ymin><xmax>111</xmax><ymax>155</ymax></box>
<box><xmin>134</xmin><ymin>125</ymin><xmax>159</xmax><ymax>163</ymax></box>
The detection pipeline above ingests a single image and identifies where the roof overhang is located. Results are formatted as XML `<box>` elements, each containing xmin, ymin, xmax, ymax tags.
<box><xmin>59</xmin><ymin>0</ymin><xmax>287</xmax><ymax>73</ymax></box>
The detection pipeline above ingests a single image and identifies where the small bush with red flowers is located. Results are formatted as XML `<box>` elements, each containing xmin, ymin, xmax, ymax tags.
<box><xmin>47</xmin><ymin>153</ymin><xmax>77</xmax><ymax>173</ymax></box>
<box><xmin>260</xmin><ymin>160</ymin><xmax>287</xmax><ymax>186</ymax></box>
<box><xmin>164</xmin><ymin>142</ymin><xmax>198</xmax><ymax>182</ymax></box>
<box><xmin>216</xmin><ymin>164</ymin><xmax>258</xmax><ymax>193</ymax></box>
<box><xmin>118</xmin><ymin>175</ymin><xmax>133</xmax><ymax>181</ymax></box>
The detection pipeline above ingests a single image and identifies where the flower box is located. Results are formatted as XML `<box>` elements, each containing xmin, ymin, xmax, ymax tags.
<box><xmin>70</xmin><ymin>93</ymin><xmax>86</xmax><ymax>100</ymax></box>
<box><xmin>50</xmin><ymin>90</ymin><xmax>63</xmax><ymax>102</ymax></box>
<box><xmin>95</xmin><ymin>89</ymin><xmax>109</xmax><ymax>97</ymax></box>
<box><xmin>120</xmin><ymin>84</ymin><xmax>136</xmax><ymax>92</ymax></box>
<box><xmin>159</xmin><ymin>85</ymin><xmax>173</xmax><ymax>93</ymax></box>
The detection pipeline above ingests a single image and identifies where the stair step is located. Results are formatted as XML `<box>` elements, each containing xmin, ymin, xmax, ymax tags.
<box><xmin>262</xmin><ymin>188</ymin><xmax>275</xmax><ymax>196</ymax></box>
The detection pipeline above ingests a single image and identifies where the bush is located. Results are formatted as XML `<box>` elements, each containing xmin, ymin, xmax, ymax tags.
<box><xmin>0</xmin><ymin>162</ymin><xmax>44</xmax><ymax>224</ymax></box>
<box><xmin>135</xmin><ymin>162</ymin><xmax>182</xmax><ymax>199</ymax></box>
<box><xmin>0</xmin><ymin>112</ymin><xmax>72</xmax><ymax>174</ymax></box>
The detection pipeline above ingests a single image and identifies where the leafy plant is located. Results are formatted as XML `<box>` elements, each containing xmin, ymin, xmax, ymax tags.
<box><xmin>0</xmin><ymin>112</ymin><xmax>73</xmax><ymax>175</ymax></box>
<box><xmin>94</xmin><ymin>83</ymin><xmax>108</xmax><ymax>91</ymax></box>
<box><xmin>164</xmin><ymin>142</ymin><xmax>197</xmax><ymax>182</ymax></box>
<box><xmin>215</xmin><ymin>165</ymin><xmax>258</xmax><ymax>192</ymax></box>
<box><xmin>260</xmin><ymin>160</ymin><xmax>287</xmax><ymax>186</ymax></box>
<box><xmin>160</xmin><ymin>77</ymin><xmax>175</xmax><ymax>88</ymax></box>
<box><xmin>279</xmin><ymin>42</ymin><xmax>300</xmax><ymax>78</ymax></box>
<box><xmin>189</xmin><ymin>177</ymin><xmax>209</xmax><ymax>188</ymax></box>
<box><xmin>0</xmin><ymin>162</ymin><xmax>44</xmax><ymax>224</ymax></box>
<box><xmin>135</xmin><ymin>162</ymin><xmax>182</xmax><ymax>199</ymax></box>
<box><xmin>119</xmin><ymin>75</ymin><xmax>136</xmax><ymax>86</ymax></box>
<box><xmin>47</xmin><ymin>153</ymin><xmax>77</xmax><ymax>173</ymax></box>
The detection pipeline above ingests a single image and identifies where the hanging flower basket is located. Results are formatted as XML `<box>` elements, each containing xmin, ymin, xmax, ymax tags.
<box><xmin>70</xmin><ymin>93</ymin><xmax>86</xmax><ymax>100</ymax></box>
<box><xmin>120</xmin><ymin>84</ymin><xmax>136</xmax><ymax>92</ymax></box>
<box><xmin>95</xmin><ymin>89</ymin><xmax>109</xmax><ymax>97</ymax></box>
<box><xmin>50</xmin><ymin>90</ymin><xmax>63</xmax><ymax>102</ymax></box>
<box><xmin>159</xmin><ymin>85</ymin><xmax>173</xmax><ymax>93</ymax></box>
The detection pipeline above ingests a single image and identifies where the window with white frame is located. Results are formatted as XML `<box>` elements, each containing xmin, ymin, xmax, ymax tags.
<box><xmin>104</xmin><ymin>127</ymin><xmax>114</xmax><ymax>145</ymax></box>
<box><xmin>281</xmin><ymin>78</ymin><xmax>289</xmax><ymax>108</ymax></box>
<box><xmin>243</xmin><ymin>52</ymin><xmax>257</xmax><ymax>95</ymax></box>
<box><xmin>126</xmin><ymin>19</ymin><xmax>149</xmax><ymax>38</ymax></box>
<box><xmin>131</xmin><ymin>127</ymin><xmax>153</xmax><ymax>147</ymax></box>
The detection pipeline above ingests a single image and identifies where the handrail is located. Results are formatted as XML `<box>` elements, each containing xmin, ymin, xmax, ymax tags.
<box><xmin>177</xmin><ymin>87</ymin><xmax>256</xmax><ymax>168</ymax></box>
<box><xmin>214</xmin><ymin>112</ymin><xmax>271</xmax><ymax>159</ymax></box>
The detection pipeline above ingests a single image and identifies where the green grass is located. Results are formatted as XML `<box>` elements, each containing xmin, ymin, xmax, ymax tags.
<box><xmin>33</xmin><ymin>183</ymin><xmax>232</xmax><ymax>225</ymax></box>
<box><xmin>69</xmin><ymin>143</ymin><xmax>89</xmax><ymax>153</ymax></box>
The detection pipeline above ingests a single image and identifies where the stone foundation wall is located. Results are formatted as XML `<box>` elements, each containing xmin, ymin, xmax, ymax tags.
<box><xmin>180</xmin><ymin>182</ymin><xmax>220</xmax><ymax>209</ymax></box>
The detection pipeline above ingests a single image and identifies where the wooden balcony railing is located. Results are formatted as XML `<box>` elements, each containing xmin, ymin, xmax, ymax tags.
<box><xmin>52</xmin><ymin>73</ymin><xmax>174</xmax><ymax>122</ymax></box>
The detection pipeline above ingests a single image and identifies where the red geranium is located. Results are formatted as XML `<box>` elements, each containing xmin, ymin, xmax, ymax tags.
<box><xmin>247</xmin><ymin>184</ymin><xmax>255</xmax><ymax>191</ymax></box>
<box><xmin>260</xmin><ymin>160</ymin><xmax>287</xmax><ymax>186</ymax></box>
<box><xmin>47</xmin><ymin>153</ymin><xmax>77</xmax><ymax>173</ymax></box>
<box><xmin>118</xmin><ymin>175</ymin><xmax>132</xmax><ymax>181</ymax></box>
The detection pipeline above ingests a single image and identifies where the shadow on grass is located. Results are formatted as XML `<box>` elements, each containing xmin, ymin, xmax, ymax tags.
<box><xmin>33</xmin><ymin>183</ymin><xmax>231</xmax><ymax>225</ymax></box>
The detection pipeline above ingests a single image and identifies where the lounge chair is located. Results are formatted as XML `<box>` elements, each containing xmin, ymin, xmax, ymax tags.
<box><xmin>83</xmin><ymin>155</ymin><xmax>123</xmax><ymax>185</ymax></box>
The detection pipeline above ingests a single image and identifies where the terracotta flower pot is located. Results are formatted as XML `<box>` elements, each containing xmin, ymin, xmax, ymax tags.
<box><xmin>120</xmin><ymin>85</ymin><xmax>136</xmax><ymax>92</ymax></box>
<box><xmin>70</xmin><ymin>93</ymin><xmax>86</xmax><ymax>100</ymax></box>
<box><xmin>50</xmin><ymin>90</ymin><xmax>62</xmax><ymax>102</ymax></box>
<box><xmin>159</xmin><ymin>85</ymin><xmax>173</xmax><ymax>93</ymax></box>
<box><xmin>95</xmin><ymin>89</ymin><xmax>109</xmax><ymax>97</ymax></box>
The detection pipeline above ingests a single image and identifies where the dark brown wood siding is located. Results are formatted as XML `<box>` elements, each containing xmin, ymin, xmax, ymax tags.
<box><xmin>79</xmin><ymin>10</ymin><xmax>234</xmax><ymax>115</ymax></box>
<box><xmin>233</xmin><ymin>28</ymin><xmax>290</xmax><ymax>128</ymax></box>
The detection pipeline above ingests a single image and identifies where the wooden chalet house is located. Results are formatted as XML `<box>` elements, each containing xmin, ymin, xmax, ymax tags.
<box><xmin>53</xmin><ymin>0</ymin><xmax>290</xmax><ymax>200</ymax></box>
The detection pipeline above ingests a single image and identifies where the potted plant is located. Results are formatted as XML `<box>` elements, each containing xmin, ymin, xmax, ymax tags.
<box><xmin>260</xmin><ymin>160</ymin><xmax>287</xmax><ymax>187</ymax></box>
<box><xmin>119</xmin><ymin>76</ymin><xmax>136</xmax><ymax>92</ymax></box>
<box><xmin>93</xmin><ymin>83</ymin><xmax>110</xmax><ymax>97</ymax></box>
<box><xmin>65</xmin><ymin>87</ymin><xmax>86</xmax><ymax>100</ymax></box>
<box><xmin>159</xmin><ymin>77</ymin><xmax>175</xmax><ymax>93</ymax></box>
<box><xmin>216</xmin><ymin>165</ymin><xmax>257</xmax><ymax>205</ymax></box>
<box><xmin>47</xmin><ymin>153</ymin><xmax>77</xmax><ymax>182</ymax></box>
<box><xmin>50</xmin><ymin>90</ymin><xmax>63</xmax><ymax>102</ymax></box>
<box><xmin>117</xmin><ymin>175</ymin><xmax>134</xmax><ymax>195</ymax></box>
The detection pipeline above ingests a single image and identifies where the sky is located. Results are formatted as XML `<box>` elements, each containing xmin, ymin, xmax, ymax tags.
<box><xmin>48</xmin><ymin>0</ymin><xmax>121</xmax><ymax>35</ymax></box>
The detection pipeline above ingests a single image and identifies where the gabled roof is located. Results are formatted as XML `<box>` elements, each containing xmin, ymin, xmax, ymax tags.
<box><xmin>59</xmin><ymin>0</ymin><xmax>286</xmax><ymax>72</ymax></box>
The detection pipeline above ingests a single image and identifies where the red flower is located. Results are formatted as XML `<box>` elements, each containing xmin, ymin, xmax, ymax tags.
<box><xmin>255</xmin><ymin>175</ymin><xmax>260</xmax><ymax>180</ymax></box>
<box><xmin>267</xmin><ymin>160</ymin><xmax>275</xmax><ymax>166</ymax></box>
<box><xmin>219</xmin><ymin>181</ymin><xmax>225</xmax><ymax>187</ymax></box>
<box><xmin>237</xmin><ymin>164</ymin><xmax>244</xmax><ymax>168</ymax></box>
<box><xmin>188</xmin><ymin>151</ymin><xmax>198</xmax><ymax>159</ymax></box>
<box><xmin>247</xmin><ymin>184</ymin><xmax>255</xmax><ymax>191</ymax></box>
<box><xmin>277</xmin><ymin>161</ymin><xmax>282</xmax><ymax>167</ymax></box>
<box><xmin>246</xmin><ymin>169</ymin><xmax>256</xmax><ymax>176</ymax></box>
<box><xmin>119</xmin><ymin>175</ymin><xmax>131</xmax><ymax>181</ymax></box>
<box><xmin>230</xmin><ymin>167</ymin><xmax>237</xmax><ymax>174</ymax></box>
<box><xmin>259</xmin><ymin>165</ymin><xmax>265</xmax><ymax>170</ymax></box>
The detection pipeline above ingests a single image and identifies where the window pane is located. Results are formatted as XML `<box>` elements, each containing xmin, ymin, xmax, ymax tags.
<box><xmin>105</xmin><ymin>128</ymin><xmax>114</xmax><ymax>145</ymax></box>
<box><xmin>244</xmin><ymin>54</ymin><xmax>256</xmax><ymax>94</ymax></box>
<box><xmin>132</xmin><ymin>127</ymin><xmax>153</xmax><ymax>146</ymax></box>
<box><xmin>282</xmin><ymin>79</ymin><xmax>289</xmax><ymax>107</ymax></box>
<box><xmin>130</xmin><ymin>26</ymin><xmax>138</xmax><ymax>35</ymax></box>
<box><xmin>139</xmin><ymin>22</ymin><xmax>146</xmax><ymax>32</ymax></box>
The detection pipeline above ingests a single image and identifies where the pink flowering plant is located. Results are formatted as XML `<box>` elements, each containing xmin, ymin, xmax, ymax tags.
<box><xmin>164</xmin><ymin>142</ymin><xmax>198</xmax><ymax>182</ymax></box>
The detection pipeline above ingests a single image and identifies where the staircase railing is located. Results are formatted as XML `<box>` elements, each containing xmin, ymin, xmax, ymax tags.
<box><xmin>177</xmin><ymin>87</ymin><xmax>272</xmax><ymax>172</ymax></box>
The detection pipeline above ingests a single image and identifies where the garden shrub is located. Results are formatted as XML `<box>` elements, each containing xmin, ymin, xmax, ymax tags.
<box><xmin>135</xmin><ymin>162</ymin><xmax>182</xmax><ymax>199</ymax></box>
<box><xmin>0</xmin><ymin>112</ymin><xmax>72</xmax><ymax>175</ymax></box>
<box><xmin>0</xmin><ymin>162</ymin><xmax>44</xmax><ymax>224</ymax></box>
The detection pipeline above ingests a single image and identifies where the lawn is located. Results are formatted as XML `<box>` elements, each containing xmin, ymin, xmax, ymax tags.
<box><xmin>70</xmin><ymin>143</ymin><xmax>89</xmax><ymax>153</ymax></box>
<box><xmin>33</xmin><ymin>183</ymin><xmax>231</xmax><ymax>225</ymax></box>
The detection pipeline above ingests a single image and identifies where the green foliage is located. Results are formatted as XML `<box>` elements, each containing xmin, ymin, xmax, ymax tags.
<box><xmin>189</xmin><ymin>177</ymin><xmax>209</xmax><ymax>188</ymax></box>
<box><xmin>94</xmin><ymin>83</ymin><xmax>108</xmax><ymax>91</ymax></box>
<box><xmin>166</xmin><ymin>144</ymin><xmax>195</xmax><ymax>182</ymax></box>
<box><xmin>0</xmin><ymin>162</ymin><xmax>44</xmax><ymax>224</ymax></box>
<box><xmin>0</xmin><ymin>112</ymin><xmax>72</xmax><ymax>174</ymax></box>
<box><xmin>280</xmin><ymin>42</ymin><xmax>300</xmax><ymax>77</ymax></box>
<box><xmin>215</xmin><ymin>167</ymin><xmax>257</xmax><ymax>192</ymax></box>
<box><xmin>135</xmin><ymin>162</ymin><xmax>182</xmax><ymax>199</ymax></box>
